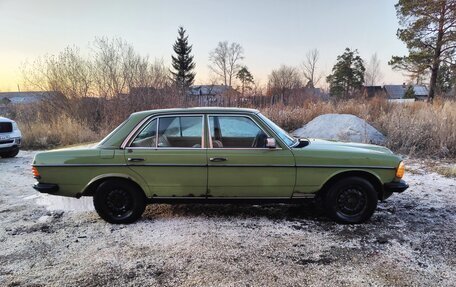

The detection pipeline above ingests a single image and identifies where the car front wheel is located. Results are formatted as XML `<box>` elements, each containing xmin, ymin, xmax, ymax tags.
<box><xmin>93</xmin><ymin>179</ymin><xmax>146</xmax><ymax>224</ymax></box>
<box><xmin>324</xmin><ymin>177</ymin><xmax>378</xmax><ymax>224</ymax></box>
<box><xmin>0</xmin><ymin>147</ymin><xmax>19</xmax><ymax>158</ymax></box>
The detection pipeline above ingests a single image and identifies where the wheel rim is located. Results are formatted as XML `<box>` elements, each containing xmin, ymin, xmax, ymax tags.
<box><xmin>105</xmin><ymin>189</ymin><xmax>133</xmax><ymax>219</ymax></box>
<box><xmin>336</xmin><ymin>185</ymin><xmax>367</xmax><ymax>216</ymax></box>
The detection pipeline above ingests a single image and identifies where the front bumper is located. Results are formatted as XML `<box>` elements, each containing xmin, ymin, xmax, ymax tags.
<box><xmin>384</xmin><ymin>180</ymin><xmax>409</xmax><ymax>193</ymax></box>
<box><xmin>0</xmin><ymin>144</ymin><xmax>19</xmax><ymax>152</ymax></box>
<box><xmin>33</xmin><ymin>183</ymin><xmax>59</xmax><ymax>194</ymax></box>
<box><xmin>0</xmin><ymin>137</ymin><xmax>21</xmax><ymax>150</ymax></box>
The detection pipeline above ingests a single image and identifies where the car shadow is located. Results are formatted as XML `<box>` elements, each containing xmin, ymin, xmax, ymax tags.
<box><xmin>142</xmin><ymin>200</ymin><xmax>328</xmax><ymax>222</ymax></box>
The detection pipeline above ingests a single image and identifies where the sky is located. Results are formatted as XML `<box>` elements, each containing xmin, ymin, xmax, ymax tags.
<box><xmin>0</xmin><ymin>0</ymin><xmax>408</xmax><ymax>91</ymax></box>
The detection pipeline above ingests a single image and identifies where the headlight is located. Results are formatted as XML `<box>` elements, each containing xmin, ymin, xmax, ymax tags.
<box><xmin>12</xmin><ymin>122</ymin><xmax>18</xmax><ymax>131</ymax></box>
<box><xmin>396</xmin><ymin>161</ymin><xmax>405</xmax><ymax>179</ymax></box>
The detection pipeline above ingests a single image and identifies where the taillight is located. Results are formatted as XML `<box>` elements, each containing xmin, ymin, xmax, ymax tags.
<box><xmin>396</xmin><ymin>162</ymin><xmax>405</xmax><ymax>179</ymax></box>
<box><xmin>32</xmin><ymin>166</ymin><xmax>40</xmax><ymax>178</ymax></box>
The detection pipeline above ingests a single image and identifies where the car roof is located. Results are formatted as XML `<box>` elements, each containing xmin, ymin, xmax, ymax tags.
<box><xmin>131</xmin><ymin>107</ymin><xmax>260</xmax><ymax>118</ymax></box>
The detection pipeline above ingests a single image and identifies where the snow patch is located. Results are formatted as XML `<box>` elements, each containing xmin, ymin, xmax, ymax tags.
<box><xmin>292</xmin><ymin>114</ymin><xmax>386</xmax><ymax>144</ymax></box>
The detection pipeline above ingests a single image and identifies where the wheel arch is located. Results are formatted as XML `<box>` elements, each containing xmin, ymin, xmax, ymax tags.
<box><xmin>81</xmin><ymin>173</ymin><xmax>148</xmax><ymax>198</ymax></box>
<box><xmin>318</xmin><ymin>170</ymin><xmax>383</xmax><ymax>200</ymax></box>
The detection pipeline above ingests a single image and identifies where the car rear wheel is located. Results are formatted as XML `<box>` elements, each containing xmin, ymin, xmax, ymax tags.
<box><xmin>324</xmin><ymin>177</ymin><xmax>378</xmax><ymax>224</ymax></box>
<box><xmin>93</xmin><ymin>179</ymin><xmax>146</xmax><ymax>224</ymax></box>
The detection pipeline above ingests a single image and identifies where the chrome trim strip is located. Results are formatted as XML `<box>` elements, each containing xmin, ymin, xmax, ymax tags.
<box><xmin>33</xmin><ymin>163</ymin><xmax>290</xmax><ymax>168</ymax></box>
<box><xmin>292</xmin><ymin>192</ymin><xmax>316</xmax><ymax>198</ymax></box>
<box><xmin>206</xmin><ymin>196</ymin><xmax>293</xmax><ymax>199</ymax></box>
<box><xmin>296</xmin><ymin>164</ymin><xmax>395</xmax><ymax>170</ymax></box>
<box><xmin>208</xmin><ymin>147</ymin><xmax>283</xmax><ymax>150</ymax></box>
<box><xmin>150</xmin><ymin>196</ymin><xmax>294</xmax><ymax>199</ymax></box>
<box><xmin>208</xmin><ymin>164</ymin><xmax>294</xmax><ymax>167</ymax></box>
<box><xmin>125</xmin><ymin>147</ymin><xmax>205</xmax><ymax>150</ymax></box>
<box><xmin>33</xmin><ymin>164</ymin><xmax>128</xmax><ymax>167</ymax></box>
<box><xmin>133</xmin><ymin>163</ymin><xmax>206</xmax><ymax>167</ymax></box>
<box><xmin>34</xmin><ymin>163</ymin><xmax>394</xmax><ymax>169</ymax></box>
<box><xmin>33</xmin><ymin>163</ymin><xmax>206</xmax><ymax>167</ymax></box>
<box><xmin>207</xmin><ymin>114</ymin><xmax>213</xmax><ymax>148</ymax></box>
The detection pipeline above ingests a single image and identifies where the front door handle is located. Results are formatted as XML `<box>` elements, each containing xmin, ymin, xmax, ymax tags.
<box><xmin>209</xmin><ymin>157</ymin><xmax>227</xmax><ymax>162</ymax></box>
<box><xmin>128</xmin><ymin>158</ymin><xmax>145</xmax><ymax>162</ymax></box>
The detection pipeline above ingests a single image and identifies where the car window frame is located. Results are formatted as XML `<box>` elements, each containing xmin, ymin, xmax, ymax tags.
<box><xmin>206</xmin><ymin>114</ymin><xmax>280</xmax><ymax>150</ymax></box>
<box><xmin>124</xmin><ymin>114</ymin><xmax>205</xmax><ymax>149</ymax></box>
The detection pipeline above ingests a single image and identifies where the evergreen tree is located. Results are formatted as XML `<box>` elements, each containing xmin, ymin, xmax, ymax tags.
<box><xmin>436</xmin><ymin>63</ymin><xmax>455</xmax><ymax>94</ymax></box>
<box><xmin>171</xmin><ymin>26</ymin><xmax>196</xmax><ymax>89</ymax></box>
<box><xmin>389</xmin><ymin>0</ymin><xmax>456</xmax><ymax>101</ymax></box>
<box><xmin>236</xmin><ymin>66</ymin><xmax>254</xmax><ymax>96</ymax></box>
<box><xmin>326</xmin><ymin>48</ymin><xmax>365</xmax><ymax>98</ymax></box>
<box><xmin>404</xmin><ymin>85</ymin><xmax>416</xmax><ymax>99</ymax></box>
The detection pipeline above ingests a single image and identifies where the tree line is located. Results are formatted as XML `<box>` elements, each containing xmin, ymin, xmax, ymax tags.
<box><xmin>23</xmin><ymin>0</ymin><xmax>456</xmax><ymax>104</ymax></box>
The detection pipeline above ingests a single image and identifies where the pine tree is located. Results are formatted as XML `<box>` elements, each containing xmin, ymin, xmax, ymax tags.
<box><xmin>390</xmin><ymin>0</ymin><xmax>456</xmax><ymax>102</ymax></box>
<box><xmin>171</xmin><ymin>26</ymin><xmax>196</xmax><ymax>89</ymax></box>
<box><xmin>404</xmin><ymin>85</ymin><xmax>416</xmax><ymax>99</ymax></box>
<box><xmin>236</xmin><ymin>66</ymin><xmax>254</xmax><ymax>96</ymax></box>
<box><xmin>326</xmin><ymin>48</ymin><xmax>365</xmax><ymax>98</ymax></box>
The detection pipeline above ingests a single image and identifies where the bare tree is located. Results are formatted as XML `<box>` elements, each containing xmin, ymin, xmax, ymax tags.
<box><xmin>301</xmin><ymin>49</ymin><xmax>322</xmax><ymax>88</ymax></box>
<box><xmin>364</xmin><ymin>53</ymin><xmax>383</xmax><ymax>86</ymax></box>
<box><xmin>22</xmin><ymin>37</ymin><xmax>171</xmax><ymax>126</ymax></box>
<box><xmin>22</xmin><ymin>46</ymin><xmax>92</xmax><ymax>99</ymax></box>
<box><xmin>268</xmin><ymin>65</ymin><xmax>302</xmax><ymax>103</ymax></box>
<box><xmin>209</xmin><ymin>41</ymin><xmax>244</xmax><ymax>86</ymax></box>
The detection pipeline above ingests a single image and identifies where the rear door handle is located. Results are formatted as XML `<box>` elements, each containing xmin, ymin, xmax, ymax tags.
<box><xmin>209</xmin><ymin>157</ymin><xmax>227</xmax><ymax>162</ymax></box>
<box><xmin>128</xmin><ymin>158</ymin><xmax>145</xmax><ymax>162</ymax></box>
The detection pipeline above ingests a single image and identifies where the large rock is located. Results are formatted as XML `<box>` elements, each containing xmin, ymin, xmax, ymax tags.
<box><xmin>292</xmin><ymin>114</ymin><xmax>385</xmax><ymax>144</ymax></box>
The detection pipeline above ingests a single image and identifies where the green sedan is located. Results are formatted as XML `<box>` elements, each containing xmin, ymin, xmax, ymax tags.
<box><xmin>32</xmin><ymin>108</ymin><xmax>408</xmax><ymax>224</ymax></box>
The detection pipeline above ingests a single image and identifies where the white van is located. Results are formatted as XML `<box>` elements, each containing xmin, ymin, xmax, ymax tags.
<box><xmin>0</xmin><ymin>117</ymin><xmax>22</xmax><ymax>158</ymax></box>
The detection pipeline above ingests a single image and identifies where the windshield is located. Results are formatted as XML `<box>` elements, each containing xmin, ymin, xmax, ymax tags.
<box><xmin>257</xmin><ymin>113</ymin><xmax>297</xmax><ymax>147</ymax></box>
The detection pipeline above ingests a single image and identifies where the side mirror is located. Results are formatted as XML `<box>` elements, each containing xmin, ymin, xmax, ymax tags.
<box><xmin>265</xmin><ymin>137</ymin><xmax>277</xmax><ymax>149</ymax></box>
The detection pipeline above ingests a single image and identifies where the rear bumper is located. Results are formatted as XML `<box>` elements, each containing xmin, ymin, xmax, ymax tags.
<box><xmin>384</xmin><ymin>180</ymin><xmax>409</xmax><ymax>193</ymax></box>
<box><xmin>33</xmin><ymin>183</ymin><xmax>59</xmax><ymax>194</ymax></box>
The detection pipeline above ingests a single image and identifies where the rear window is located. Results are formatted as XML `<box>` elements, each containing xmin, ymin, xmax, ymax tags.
<box><xmin>0</xmin><ymin>122</ymin><xmax>12</xmax><ymax>133</ymax></box>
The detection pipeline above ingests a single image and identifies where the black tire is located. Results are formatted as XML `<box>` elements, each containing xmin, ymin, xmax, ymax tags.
<box><xmin>324</xmin><ymin>177</ymin><xmax>378</xmax><ymax>224</ymax></box>
<box><xmin>93</xmin><ymin>179</ymin><xmax>146</xmax><ymax>224</ymax></box>
<box><xmin>0</xmin><ymin>147</ymin><xmax>19</xmax><ymax>158</ymax></box>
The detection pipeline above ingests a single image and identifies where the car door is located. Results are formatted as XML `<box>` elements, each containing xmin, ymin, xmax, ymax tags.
<box><xmin>206</xmin><ymin>114</ymin><xmax>295</xmax><ymax>198</ymax></box>
<box><xmin>125</xmin><ymin>114</ymin><xmax>207</xmax><ymax>197</ymax></box>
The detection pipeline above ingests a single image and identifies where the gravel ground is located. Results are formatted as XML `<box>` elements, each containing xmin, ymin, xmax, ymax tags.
<box><xmin>0</xmin><ymin>151</ymin><xmax>455</xmax><ymax>287</ymax></box>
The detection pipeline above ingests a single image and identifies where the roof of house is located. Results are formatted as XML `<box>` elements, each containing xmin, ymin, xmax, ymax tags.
<box><xmin>188</xmin><ymin>85</ymin><xmax>232</xmax><ymax>96</ymax></box>
<box><xmin>0</xmin><ymin>91</ymin><xmax>47</xmax><ymax>104</ymax></box>
<box><xmin>383</xmin><ymin>85</ymin><xmax>429</xmax><ymax>99</ymax></box>
<box><xmin>363</xmin><ymin>86</ymin><xmax>384</xmax><ymax>97</ymax></box>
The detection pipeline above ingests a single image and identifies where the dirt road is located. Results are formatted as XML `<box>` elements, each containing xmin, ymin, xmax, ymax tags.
<box><xmin>0</xmin><ymin>151</ymin><xmax>455</xmax><ymax>286</ymax></box>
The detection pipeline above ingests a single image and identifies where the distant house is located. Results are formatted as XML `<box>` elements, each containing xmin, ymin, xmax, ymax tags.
<box><xmin>383</xmin><ymin>85</ymin><xmax>429</xmax><ymax>101</ymax></box>
<box><xmin>362</xmin><ymin>86</ymin><xmax>384</xmax><ymax>97</ymax></box>
<box><xmin>0</xmin><ymin>91</ymin><xmax>47</xmax><ymax>115</ymax></box>
<box><xmin>0</xmin><ymin>91</ymin><xmax>47</xmax><ymax>105</ymax></box>
<box><xmin>187</xmin><ymin>85</ymin><xmax>238</xmax><ymax>105</ymax></box>
<box><xmin>299</xmin><ymin>87</ymin><xmax>329</xmax><ymax>100</ymax></box>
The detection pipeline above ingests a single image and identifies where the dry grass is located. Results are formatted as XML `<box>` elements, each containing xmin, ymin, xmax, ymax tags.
<box><xmin>9</xmin><ymin>97</ymin><xmax>456</xmax><ymax>158</ymax></box>
<box><xmin>262</xmin><ymin>98</ymin><xmax>456</xmax><ymax>158</ymax></box>
<box><xmin>18</xmin><ymin>115</ymin><xmax>100</xmax><ymax>149</ymax></box>
<box><xmin>433</xmin><ymin>166</ymin><xmax>456</xmax><ymax>178</ymax></box>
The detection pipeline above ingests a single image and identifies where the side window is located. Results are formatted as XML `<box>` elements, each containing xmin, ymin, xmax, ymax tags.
<box><xmin>157</xmin><ymin>116</ymin><xmax>202</xmax><ymax>148</ymax></box>
<box><xmin>209</xmin><ymin>116</ymin><xmax>268</xmax><ymax>148</ymax></box>
<box><xmin>131</xmin><ymin>119</ymin><xmax>157</xmax><ymax>147</ymax></box>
